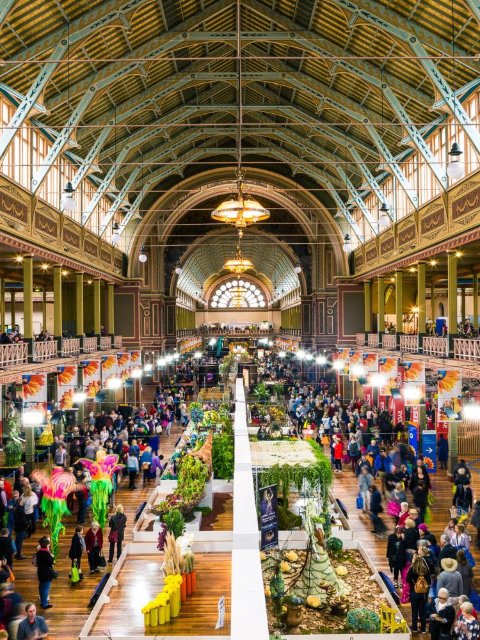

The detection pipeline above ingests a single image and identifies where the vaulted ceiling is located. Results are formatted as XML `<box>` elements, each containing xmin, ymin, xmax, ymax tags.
<box><xmin>2</xmin><ymin>0</ymin><xmax>479</xmax><ymax>245</ymax></box>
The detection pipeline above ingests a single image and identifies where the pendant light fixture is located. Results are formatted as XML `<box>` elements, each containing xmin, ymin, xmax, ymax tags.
<box><xmin>139</xmin><ymin>246</ymin><xmax>147</xmax><ymax>263</ymax></box>
<box><xmin>343</xmin><ymin>234</ymin><xmax>353</xmax><ymax>253</ymax></box>
<box><xmin>378</xmin><ymin>201</ymin><xmax>390</xmax><ymax>229</ymax></box>
<box><xmin>60</xmin><ymin>22</ymin><xmax>77</xmax><ymax>213</ymax></box>
<box><xmin>294</xmin><ymin>259</ymin><xmax>302</xmax><ymax>274</ymax></box>
<box><xmin>447</xmin><ymin>0</ymin><xmax>465</xmax><ymax>180</ymax></box>
<box><xmin>111</xmin><ymin>221</ymin><xmax>121</xmax><ymax>245</ymax></box>
<box><xmin>175</xmin><ymin>260</ymin><xmax>183</xmax><ymax>275</ymax></box>
<box><xmin>223</xmin><ymin>229</ymin><xmax>254</xmax><ymax>274</ymax></box>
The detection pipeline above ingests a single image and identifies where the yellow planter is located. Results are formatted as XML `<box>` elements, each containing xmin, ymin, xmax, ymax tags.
<box><xmin>158</xmin><ymin>604</ymin><xmax>166</xmax><ymax>625</ymax></box>
<box><xmin>143</xmin><ymin>612</ymin><xmax>150</xmax><ymax>626</ymax></box>
<box><xmin>150</xmin><ymin>606</ymin><xmax>158</xmax><ymax>626</ymax></box>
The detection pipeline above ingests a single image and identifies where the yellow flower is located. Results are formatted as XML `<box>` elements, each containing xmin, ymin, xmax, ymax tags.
<box><xmin>265</xmin><ymin>586</ymin><xmax>271</xmax><ymax>597</ymax></box>
<box><xmin>285</xmin><ymin>551</ymin><xmax>298</xmax><ymax>562</ymax></box>
<box><xmin>280</xmin><ymin>561</ymin><xmax>291</xmax><ymax>573</ymax></box>
<box><xmin>335</xmin><ymin>565</ymin><xmax>348</xmax><ymax>576</ymax></box>
<box><xmin>306</xmin><ymin>595</ymin><xmax>321</xmax><ymax>608</ymax></box>
<box><xmin>260</xmin><ymin>551</ymin><xmax>267</xmax><ymax>561</ymax></box>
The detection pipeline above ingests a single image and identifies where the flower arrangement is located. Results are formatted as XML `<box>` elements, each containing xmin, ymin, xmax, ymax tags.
<box><xmin>346</xmin><ymin>608</ymin><xmax>380</xmax><ymax>633</ymax></box>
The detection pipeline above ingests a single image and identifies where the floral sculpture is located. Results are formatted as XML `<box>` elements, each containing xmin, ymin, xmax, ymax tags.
<box><xmin>80</xmin><ymin>453</ymin><xmax>124</xmax><ymax>529</ymax></box>
<box><xmin>31</xmin><ymin>467</ymin><xmax>76</xmax><ymax>559</ymax></box>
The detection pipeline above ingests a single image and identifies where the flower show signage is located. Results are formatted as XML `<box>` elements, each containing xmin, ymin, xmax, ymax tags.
<box><xmin>22</xmin><ymin>373</ymin><xmax>48</xmax><ymax>423</ymax></box>
<box><xmin>81</xmin><ymin>360</ymin><xmax>101</xmax><ymax>398</ymax></box>
<box><xmin>57</xmin><ymin>365</ymin><xmax>78</xmax><ymax>409</ymax></box>
<box><xmin>101</xmin><ymin>354</ymin><xmax>117</xmax><ymax>385</ymax></box>
<box><xmin>117</xmin><ymin>352</ymin><xmax>131</xmax><ymax>381</ymax></box>
<box><xmin>437</xmin><ymin>370</ymin><xmax>462</xmax><ymax>421</ymax></box>
<box><xmin>378</xmin><ymin>357</ymin><xmax>398</xmax><ymax>396</ymax></box>
<box><xmin>259</xmin><ymin>484</ymin><xmax>278</xmax><ymax>551</ymax></box>
<box><xmin>403</xmin><ymin>362</ymin><xmax>426</xmax><ymax>406</ymax></box>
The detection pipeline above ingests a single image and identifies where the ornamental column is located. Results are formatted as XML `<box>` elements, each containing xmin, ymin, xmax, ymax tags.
<box><xmin>364</xmin><ymin>280</ymin><xmax>372</xmax><ymax>334</ymax></box>
<box><xmin>473</xmin><ymin>274</ymin><xmax>478</xmax><ymax>331</ymax></box>
<box><xmin>53</xmin><ymin>266</ymin><xmax>62</xmax><ymax>340</ymax></box>
<box><xmin>417</xmin><ymin>262</ymin><xmax>426</xmax><ymax>336</ymax></box>
<box><xmin>42</xmin><ymin>288</ymin><xmax>47</xmax><ymax>332</ymax></box>
<box><xmin>447</xmin><ymin>252</ymin><xmax>458</xmax><ymax>354</ymax></box>
<box><xmin>107</xmin><ymin>282</ymin><xmax>115</xmax><ymax>337</ymax></box>
<box><xmin>23</xmin><ymin>255</ymin><xmax>34</xmax><ymax>358</ymax></box>
<box><xmin>10</xmin><ymin>291</ymin><xmax>15</xmax><ymax>330</ymax></box>
<box><xmin>461</xmin><ymin>287</ymin><xmax>466</xmax><ymax>325</ymax></box>
<box><xmin>395</xmin><ymin>270</ymin><xmax>403</xmax><ymax>341</ymax></box>
<box><xmin>93</xmin><ymin>278</ymin><xmax>101</xmax><ymax>336</ymax></box>
<box><xmin>430</xmin><ymin>282</ymin><xmax>436</xmax><ymax>326</ymax></box>
<box><xmin>0</xmin><ymin>278</ymin><xmax>5</xmax><ymax>333</ymax></box>
<box><xmin>76</xmin><ymin>272</ymin><xmax>84</xmax><ymax>337</ymax></box>
<box><xmin>377</xmin><ymin>275</ymin><xmax>385</xmax><ymax>333</ymax></box>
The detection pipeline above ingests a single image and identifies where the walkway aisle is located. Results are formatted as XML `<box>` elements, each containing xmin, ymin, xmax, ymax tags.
<box><xmin>331</xmin><ymin>454</ymin><xmax>480</xmax><ymax>626</ymax></box>
<box><xmin>12</xmin><ymin>428</ymin><xmax>181</xmax><ymax>640</ymax></box>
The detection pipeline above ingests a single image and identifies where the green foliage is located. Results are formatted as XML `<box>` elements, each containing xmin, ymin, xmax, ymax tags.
<box><xmin>272</xmin><ymin>383</ymin><xmax>285</xmax><ymax>398</ymax></box>
<box><xmin>161</xmin><ymin>509</ymin><xmax>186</xmax><ymax>539</ymax></box>
<box><xmin>326</xmin><ymin>537</ymin><xmax>343</xmax><ymax>555</ymax></box>
<box><xmin>346</xmin><ymin>608</ymin><xmax>380</xmax><ymax>633</ymax></box>
<box><xmin>5</xmin><ymin>418</ymin><xmax>22</xmax><ymax>467</ymax></box>
<box><xmin>212</xmin><ymin>431</ymin><xmax>234</xmax><ymax>480</ymax></box>
<box><xmin>220</xmin><ymin>354</ymin><xmax>236</xmax><ymax>382</ymax></box>
<box><xmin>194</xmin><ymin>506</ymin><xmax>212</xmax><ymax>516</ymax></box>
<box><xmin>4</xmin><ymin>415</ymin><xmax>20</xmax><ymax>437</ymax></box>
<box><xmin>253</xmin><ymin>382</ymin><xmax>271</xmax><ymax>404</ymax></box>
<box><xmin>278</xmin><ymin>505</ymin><xmax>303</xmax><ymax>530</ymax></box>
<box><xmin>189</xmin><ymin>402</ymin><xmax>204</xmax><ymax>424</ymax></box>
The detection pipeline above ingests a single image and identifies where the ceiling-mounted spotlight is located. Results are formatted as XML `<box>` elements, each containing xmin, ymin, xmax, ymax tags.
<box><xmin>342</xmin><ymin>234</ymin><xmax>353</xmax><ymax>253</ymax></box>
<box><xmin>60</xmin><ymin>181</ymin><xmax>76</xmax><ymax>212</ymax></box>
<box><xmin>139</xmin><ymin>246</ymin><xmax>148</xmax><ymax>263</ymax></box>
<box><xmin>111</xmin><ymin>221</ymin><xmax>121</xmax><ymax>245</ymax></box>
<box><xmin>378</xmin><ymin>202</ymin><xmax>390</xmax><ymax>229</ymax></box>
<box><xmin>294</xmin><ymin>259</ymin><xmax>302</xmax><ymax>274</ymax></box>
<box><xmin>175</xmin><ymin>260</ymin><xmax>183</xmax><ymax>275</ymax></box>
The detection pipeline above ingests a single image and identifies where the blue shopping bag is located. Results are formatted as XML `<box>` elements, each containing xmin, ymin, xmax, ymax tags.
<box><xmin>356</xmin><ymin>494</ymin><xmax>364</xmax><ymax>510</ymax></box>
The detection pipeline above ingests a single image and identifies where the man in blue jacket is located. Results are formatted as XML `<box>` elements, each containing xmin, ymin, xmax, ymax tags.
<box><xmin>374</xmin><ymin>449</ymin><xmax>392</xmax><ymax>495</ymax></box>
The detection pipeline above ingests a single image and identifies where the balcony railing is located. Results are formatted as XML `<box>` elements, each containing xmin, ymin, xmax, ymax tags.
<box><xmin>280</xmin><ymin>328</ymin><xmax>300</xmax><ymax>336</ymax></box>
<box><xmin>367</xmin><ymin>333</ymin><xmax>379</xmax><ymax>348</ymax></box>
<box><xmin>356</xmin><ymin>333</ymin><xmax>365</xmax><ymax>347</ymax></box>
<box><xmin>100</xmin><ymin>336</ymin><xmax>112</xmax><ymax>350</ymax></box>
<box><xmin>61</xmin><ymin>338</ymin><xmax>81</xmax><ymax>357</ymax></box>
<box><xmin>177</xmin><ymin>329</ymin><xmax>195</xmax><ymax>337</ymax></box>
<box><xmin>381</xmin><ymin>334</ymin><xmax>397</xmax><ymax>349</ymax></box>
<box><xmin>0</xmin><ymin>343</ymin><xmax>28</xmax><ymax>368</ymax></box>
<box><xmin>114</xmin><ymin>335</ymin><xmax>123</xmax><ymax>349</ymax></box>
<box><xmin>423</xmin><ymin>336</ymin><xmax>448</xmax><ymax>358</ymax></box>
<box><xmin>83</xmin><ymin>337</ymin><xmax>98</xmax><ymax>354</ymax></box>
<box><xmin>454</xmin><ymin>338</ymin><xmax>480</xmax><ymax>361</ymax></box>
<box><xmin>400</xmin><ymin>334</ymin><xmax>419</xmax><ymax>353</ymax></box>
<box><xmin>34</xmin><ymin>340</ymin><xmax>58</xmax><ymax>361</ymax></box>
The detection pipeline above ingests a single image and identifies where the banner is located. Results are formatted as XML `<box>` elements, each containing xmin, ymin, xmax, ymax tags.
<box><xmin>437</xmin><ymin>370</ymin><xmax>462</xmax><ymax>421</ymax></box>
<box><xmin>379</xmin><ymin>395</ymin><xmax>387</xmax><ymax>412</ymax></box>
<box><xmin>57</xmin><ymin>365</ymin><xmax>78</xmax><ymax>409</ymax></box>
<box><xmin>411</xmin><ymin>404</ymin><xmax>420</xmax><ymax>425</ymax></box>
<box><xmin>363</xmin><ymin>353</ymin><xmax>378</xmax><ymax>373</ymax></box>
<box><xmin>101</xmin><ymin>355</ymin><xmax>117</xmax><ymax>386</ymax></box>
<box><xmin>364</xmin><ymin>386</ymin><xmax>373</xmax><ymax>406</ymax></box>
<box><xmin>422</xmin><ymin>430</ymin><xmax>437</xmax><ymax>473</ymax></box>
<box><xmin>378</xmin><ymin>357</ymin><xmax>398</xmax><ymax>396</ymax></box>
<box><xmin>403</xmin><ymin>362</ymin><xmax>426</xmax><ymax>406</ymax></box>
<box><xmin>22</xmin><ymin>373</ymin><xmax>48</xmax><ymax>425</ymax></box>
<box><xmin>117</xmin><ymin>352</ymin><xmax>131</xmax><ymax>381</ymax></box>
<box><xmin>396</xmin><ymin>365</ymin><xmax>404</xmax><ymax>388</ymax></box>
<box><xmin>388</xmin><ymin>395</ymin><xmax>395</xmax><ymax>414</ymax></box>
<box><xmin>348</xmin><ymin>350</ymin><xmax>363</xmax><ymax>381</ymax></box>
<box><xmin>393</xmin><ymin>397</ymin><xmax>405</xmax><ymax>424</ymax></box>
<box><xmin>408</xmin><ymin>423</ymin><xmax>418</xmax><ymax>456</ymax></box>
<box><xmin>81</xmin><ymin>360</ymin><xmax>101</xmax><ymax>399</ymax></box>
<box><xmin>437</xmin><ymin>421</ymin><xmax>449</xmax><ymax>439</ymax></box>
<box><xmin>259</xmin><ymin>485</ymin><xmax>278</xmax><ymax>550</ymax></box>
<box><xmin>336</xmin><ymin>348</ymin><xmax>350</xmax><ymax>374</ymax></box>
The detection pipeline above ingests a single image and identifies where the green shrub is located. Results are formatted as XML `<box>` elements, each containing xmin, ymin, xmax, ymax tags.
<box><xmin>346</xmin><ymin>608</ymin><xmax>380</xmax><ymax>633</ymax></box>
<box><xmin>161</xmin><ymin>509</ymin><xmax>186</xmax><ymax>539</ymax></box>
<box><xmin>212</xmin><ymin>432</ymin><xmax>234</xmax><ymax>480</ymax></box>
<box><xmin>5</xmin><ymin>418</ymin><xmax>22</xmax><ymax>467</ymax></box>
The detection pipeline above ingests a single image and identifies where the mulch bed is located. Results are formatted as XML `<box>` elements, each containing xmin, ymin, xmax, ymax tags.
<box><xmin>200</xmin><ymin>492</ymin><xmax>231</xmax><ymax>531</ymax></box>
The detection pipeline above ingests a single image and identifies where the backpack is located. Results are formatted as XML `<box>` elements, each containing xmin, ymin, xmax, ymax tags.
<box><xmin>414</xmin><ymin>575</ymin><xmax>429</xmax><ymax>594</ymax></box>
<box><xmin>350</xmin><ymin>442</ymin><xmax>359</xmax><ymax>456</ymax></box>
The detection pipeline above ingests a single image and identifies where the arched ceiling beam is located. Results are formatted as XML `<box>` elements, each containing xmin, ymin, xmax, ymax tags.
<box><xmin>328</xmin><ymin>0</ymin><xmax>480</xmax><ymax>156</ymax></box>
<box><xmin>0</xmin><ymin>0</ymin><xmax>18</xmax><ymax>28</ymax></box>
<box><xmin>0</xmin><ymin>0</ymin><xmax>154</xmax><ymax>164</ymax></box>
<box><xmin>462</xmin><ymin>0</ymin><xmax>480</xmax><ymax>26</ymax></box>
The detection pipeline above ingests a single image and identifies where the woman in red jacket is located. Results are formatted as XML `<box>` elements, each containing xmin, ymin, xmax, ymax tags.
<box><xmin>85</xmin><ymin>522</ymin><xmax>103</xmax><ymax>573</ymax></box>
<box><xmin>333</xmin><ymin>436</ymin><xmax>343</xmax><ymax>473</ymax></box>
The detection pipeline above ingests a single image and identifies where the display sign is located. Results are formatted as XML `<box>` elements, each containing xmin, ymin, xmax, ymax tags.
<box><xmin>403</xmin><ymin>362</ymin><xmax>426</xmax><ymax>406</ymax></box>
<box><xmin>393</xmin><ymin>397</ymin><xmax>405</xmax><ymax>424</ymax></box>
<box><xmin>81</xmin><ymin>360</ymin><xmax>101</xmax><ymax>399</ymax></box>
<box><xmin>363</xmin><ymin>353</ymin><xmax>378</xmax><ymax>373</ymax></box>
<box><xmin>57</xmin><ymin>365</ymin><xmax>78</xmax><ymax>409</ymax></box>
<box><xmin>437</xmin><ymin>370</ymin><xmax>462</xmax><ymax>421</ymax></box>
<box><xmin>422</xmin><ymin>430</ymin><xmax>437</xmax><ymax>473</ymax></box>
<box><xmin>408</xmin><ymin>423</ymin><xmax>418</xmax><ymax>456</ymax></box>
<box><xmin>378</xmin><ymin>395</ymin><xmax>386</xmax><ymax>412</ymax></box>
<box><xmin>378</xmin><ymin>357</ymin><xmax>398</xmax><ymax>396</ymax></box>
<box><xmin>259</xmin><ymin>484</ymin><xmax>278</xmax><ymax>550</ymax></box>
<box><xmin>349</xmin><ymin>350</ymin><xmax>363</xmax><ymax>381</ymax></box>
<box><xmin>101</xmin><ymin>355</ymin><xmax>117</xmax><ymax>385</ymax></box>
<box><xmin>364</xmin><ymin>386</ymin><xmax>373</xmax><ymax>406</ymax></box>
<box><xmin>411</xmin><ymin>404</ymin><xmax>420</xmax><ymax>425</ymax></box>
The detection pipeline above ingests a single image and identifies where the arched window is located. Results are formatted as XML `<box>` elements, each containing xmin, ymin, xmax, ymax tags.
<box><xmin>438</xmin><ymin>302</ymin><xmax>444</xmax><ymax>317</ymax></box>
<box><xmin>210</xmin><ymin>279</ymin><xmax>266</xmax><ymax>308</ymax></box>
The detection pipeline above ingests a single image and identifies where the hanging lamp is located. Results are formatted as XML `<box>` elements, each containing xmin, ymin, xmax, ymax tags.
<box><xmin>111</xmin><ymin>221</ymin><xmax>121</xmax><ymax>245</ymax></box>
<box><xmin>378</xmin><ymin>202</ymin><xmax>390</xmax><ymax>229</ymax></box>
<box><xmin>212</xmin><ymin>174</ymin><xmax>269</xmax><ymax>227</ymax></box>
<box><xmin>139</xmin><ymin>246</ymin><xmax>147</xmax><ymax>263</ymax></box>
<box><xmin>343</xmin><ymin>234</ymin><xmax>353</xmax><ymax>253</ymax></box>
<box><xmin>60</xmin><ymin>24</ymin><xmax>77</xmax><ymax>213</ymax></box>
<box><xmin>447</xmin><ymin>0</ymin><xmax>465</xmax><ymax>180</ymax></box>
<box><xmin>223</xmin><ymin>230</ymin><xmax>254</xmax><ymax>274</ymax></box>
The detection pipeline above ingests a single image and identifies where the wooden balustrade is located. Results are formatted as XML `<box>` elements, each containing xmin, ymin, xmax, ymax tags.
<box><xmin>114</xmin><ymin>335</ymin><xmax>123</xmax><ymax>348</ymax></box>
<box><xmin>422</xmin><ymin>336</ymin><xmax>448</xmax><ymax>358</ymax></box>
<box><xmin>381</xmin><ymin>334</ymin><xmax>396</xmax><ymax>349</ymax></box>
<box><xmin>399</xmin><ymin>334</ymin><xmax>419</xmax><ymax>353</ymax></box>
<box><xmin>0</xmin><ymin>343</ymin><xmax>28</xmax><ymax>368</ymax></box>
<box><xmin>100</xmin><ymin>336</ymin><xmax>112</xmax><ymax>350</ymax></box>
<box><xmin>367</xmin><ymin>333</ymin><xmax>379</xmax><ymax>348</ymax></box>
<box><xmin>61</xmin><ymin>338</ymin><xmax>81</xmax><ymax>357</ymax></box>
<box><xmin>453</xmin><ymin>338</ymin><xmax>480</xmax><ymax>361</ymax></box>
<box><xmin>356</xmin><ymin>333</ymin><xmax>365</xmax><ymax>347</ymax></box>
<box><xmin>34</xmin><ymin>340</ymin><xmax>58</xmax><ymax>361</ymax></box>
<box><xmin>83</xmin><ymin>337</ymin><xmax>98</xmax><ymax>353</ymax></box>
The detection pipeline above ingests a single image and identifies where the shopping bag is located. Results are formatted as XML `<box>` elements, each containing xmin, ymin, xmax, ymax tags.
<box><xmin>98</xmin><ymin>551</ymin><xmax>107</xmax><ymax>568</ymax></box>
<box><xmin>387</xmin><ymin>501</ymin><xmax>401</xmax><ymax>517</ymax></box>
<box><xmin>469</xmin><ymin>586</ymin><xmax>480</xmax><ymax>610</ymax></box>
<box><xmin>71</xmin><ymin>565</ymin><xmax>80</xmax><ymax>583</ymax></box>
<box><xmin>356</xmin><ymin>494</ymin><xmax>364</xmax><ymax>510</ymax></box>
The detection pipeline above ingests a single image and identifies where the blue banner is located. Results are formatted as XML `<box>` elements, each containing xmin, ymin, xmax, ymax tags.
<box><xmin>408</xmin><ymin>423</ymin><xmax>418</xmax><ymax>456</ymax></box>
<box><xmin>422</xmin><ymin>430</ymin><xmax>437</xmax><ymax>473</ymax></box>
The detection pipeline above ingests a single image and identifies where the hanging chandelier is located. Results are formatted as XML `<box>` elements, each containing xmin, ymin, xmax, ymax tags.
<box><xmin>212</xmin><ymin>174</ymin><xmax>270</xmax><ymax>228</ymax></box>
<box><xmin>223</xmin><ymin>230</ymin><xmax>254</xmax><ymax>274</ymax></box>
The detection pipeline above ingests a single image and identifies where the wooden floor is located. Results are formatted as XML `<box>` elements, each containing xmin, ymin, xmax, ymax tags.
<box><xmin>90</xmin><ymin>553</ymin><xmax>231</xmax><ymax>637</ymax></box>
<box><xmin>10</xmin><ymin>427</ymin><xmax>182</xmax><ymax>640</ymax></box>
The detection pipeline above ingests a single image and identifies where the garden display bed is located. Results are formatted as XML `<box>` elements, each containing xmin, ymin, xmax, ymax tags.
<box><xmin>250</xmin><ymin>440</ymin><xmax>318</xmax><ymax>468</ymax></box>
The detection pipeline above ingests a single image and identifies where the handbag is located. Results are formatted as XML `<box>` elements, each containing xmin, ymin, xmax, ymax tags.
<box><xmin>141</xmin><ymin>462</ymin><xmax>150</xmax><ymax>470</ymax></box>
<box><xmin>108</xmin><ymin>530</ymin><xmax>118</xmax><ymax>543</ymax></box>
<box><xmin>51</xmin><ymin>569</ymin><xmax>59</xmax><ymax>580</ymax></box>
<box><xmin>5</xmin><ymin>565</ymin><xmax>14</xmax><ymax>583</ymax></box>
<box><xmin>387</xmin><ymin>501</ymin><xmax>401</xmax><ymax>517</ymax></box>
<box><xmin>70</xmin><ymin>564</ymin><xmax>80</xmax><ymax>583</ymax></box>
<box><xmin>356</xmin><ymin>494</ymin><xmax>364</xmax><ymax>510</ymax></box>
<box><xmin>98</xmin><ymin>551</ymin><xmax>107</xmax><ymax>568</ymax></box>
<box><xmin>469</xmin><ymin>585</ymin><xmax>480</xmax><ymax>610</ymax></box>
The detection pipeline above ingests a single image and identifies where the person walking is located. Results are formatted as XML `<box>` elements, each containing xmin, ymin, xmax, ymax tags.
<box><xmin>386</xmin><ymin>526</ymin><xmax>406</xmax><ymax>587</ymax></box>
<box><xmin>16</xmin><ymin>603</ymin><xmax>49</xmax><ymax>640</ymax></box>
<box><xmin>22</xmin><ymin>485</ymin><xmax>38</xmax><ymax>537</ymax></box>
<box><xmin>68</xmin><ymin>525</ymin><xmax>85</xmax><ymax>580</ymax></box>
<box><xmin>13</xmin><ymin>498</ymin><xmax>27</xmax><ymax>560</ymax></box>
<box><xmin>358</xmin><ymin>466</ymin><xmax>373</xmax><ymax>512</ymax></box>
<box><xmin>471</xmin><ymin>498</ymin><xmax>480</xmax><ymax>550</ymax></box>
<box><xmin>406</xmin><ymin>554</ymin><xmax>431</xmax><ymax>633</ymax></box>
<box><xmin>456</xmin><ymin>549</ymin><xmax>475</xmax><ymax>597</ymax></box>
<box><xmin>0</xmin><ymin>528</ymin><xmax>13</xmax><ymax>571</ymax></box>
<box><xmin>74</xmin><ymin>481</ymin><xmax>88</xmax><ymax>525</ymax></box>
<box><xmin>107</xmin><ymin>505</ymin><xmax>127</xmax><ymax>563</ymax></box>
<box><xmin>85</xmin><ymin>522</ymin><xmax>103</xmax><ymax>573</ymax></box>
<box><xmin>437</xmin><ymin>434</ymin><xmax>449</xmax><ymax>470</ymax></box>
<box><xmin>333</xmin><ymin>436</ymin><xmax>343</xmax><ymax>473</ymax></box>
<box><xmin>126</xmin><ymin>454</ymin><xmax>139</xmax><ymax>490</ymax></box>
<box><xmin>36</xmin><ymin>536</ymin><xmax>55</xmax><ymax>609</ymax></box>
<box><xmin>370</xmin><ymin>484</ymin><xmax>386</xmax><ymax>535</ymax></box>
<box><xmin>140</xmin><ymin>446</ymin><xmax>153</xmax><ymax>485</ymax></box>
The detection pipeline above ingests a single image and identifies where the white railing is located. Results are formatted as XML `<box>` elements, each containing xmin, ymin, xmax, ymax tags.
<box><xmin>34</xmin><ymin>340</ymin><xmax>58</xmax><ymax>361</ymax></box>
<box><xmin>423</xmin><ymin>336</ymin><xmax>448</xmax><ymax>358</ymax></box>
<box><xmin>61</xmin><ymin>338</ymin><xmax>81</xmax><ymax>357</ymax></box>
<box><xmin>83</xmin><ymin>337</ymin><xmax>98</xmax><ymax>353</ymax></box>
<box><xmin>356</xmin><ymin>333</ymin><xmax>365</xmax><ymax>347</ymax></box>
<box><xmin>0</xmin><ymin>343</ymin><xmax>28</xmax><ymax>368</ymax></box>
<box><xmin>367</xmin><ymin>333</ymin><xmax>379</xmax><ymax>348</ymax></box>
<box><xmin>381</xmin><ymin>333</ymin><xmax>397</xmax><ymax>349</ymax></box>
<box><xmin>454</xmin><ymin>338</ymin><xmax>480</xmax><ymax>361</ymax></box>
<box><xmin>100</xmin><ymin>336</ymin><xmax>112</xmax><ymax>350</ymax></box>
<box><xmin>400</xmin><ymin>334</ymin><xmax>419</xmax><ymax>353</ymax></box>
<box><xmin>114</xmin><ymin>335</ymin><xmax>122</xmax><ymax>348</ymax></box>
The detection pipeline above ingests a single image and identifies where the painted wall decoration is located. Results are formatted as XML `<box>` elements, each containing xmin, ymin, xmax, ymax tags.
<box><xmin>22</xmin><ymin>373</ymin><xmax>48</xmax><ymax>423</ymax></box>
<box><xmin>348</xmin><ymin>350</ymin><xmax>363</xmax><ymax>381</ymax></box>
<box><xmin>57</xmin><ymin>365</ymin><xmax>78</xmax><ymax>409</ymax></box>
<box><xmin>81</xmin><ymin>360</ymin><xmax>101</xmax><ymax>399</ymax></box>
